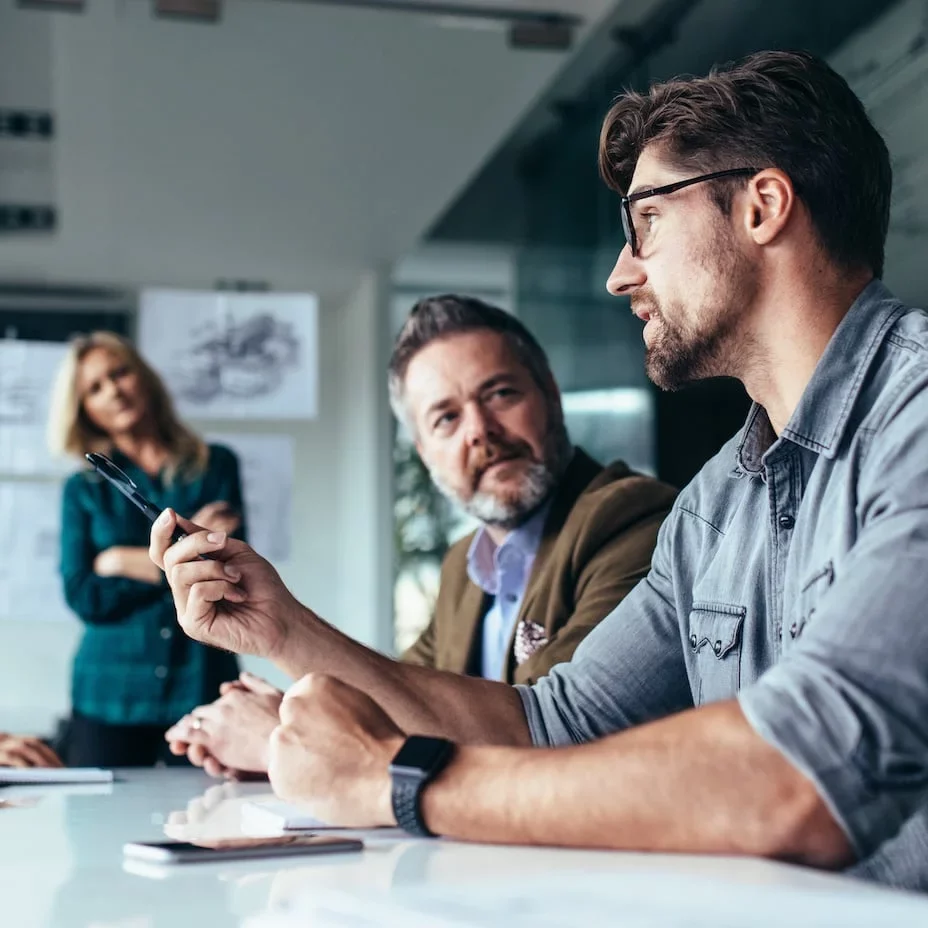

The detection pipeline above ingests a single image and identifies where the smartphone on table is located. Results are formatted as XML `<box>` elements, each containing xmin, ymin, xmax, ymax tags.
<box><xmin>123</xmin><ymin>834</ymin><xmax>363</xmax><ymax>864</ymax></box>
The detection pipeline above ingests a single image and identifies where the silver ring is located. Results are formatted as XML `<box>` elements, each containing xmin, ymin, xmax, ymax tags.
<box><xmin>191</xmin><ymin>716</ymin><xmax>204</xmax><ymax>732</ymax></box>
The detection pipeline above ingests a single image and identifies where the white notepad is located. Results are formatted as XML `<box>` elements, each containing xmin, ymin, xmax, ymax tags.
<box><xmin>0</xmin><ymin>766</ymin><xmax>113</xmax><ymax>785</ymax></box>
<box><xmin>242</xmin><ymin>799</ymin><xmax>403</xmax><ymax>838</ymax></box>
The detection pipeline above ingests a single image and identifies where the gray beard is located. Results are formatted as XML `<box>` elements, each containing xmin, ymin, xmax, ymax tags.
<box><xmin>428</xmin><ymin>429</ymin><xmax>573</xmax><ymax>531</ymax></box>
<box><xmin>451</xmin><ymin>459</ymin><xmax>557</xmax><ymax>530</ymax></box>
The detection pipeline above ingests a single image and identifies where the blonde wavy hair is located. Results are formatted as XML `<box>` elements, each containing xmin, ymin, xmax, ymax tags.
<box><xmin>47</xmin><ymin>331</ymin><xmax>208</xmax><ymax>482</ymax></box>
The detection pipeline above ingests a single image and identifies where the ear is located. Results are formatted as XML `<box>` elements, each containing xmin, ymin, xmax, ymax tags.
<box><xmin>742</xmin><ymin>168</ymin><xmax>795</xmax><ymax>247</ymax></box>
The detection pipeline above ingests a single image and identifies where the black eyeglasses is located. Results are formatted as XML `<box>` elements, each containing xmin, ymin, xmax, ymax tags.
<box><xmin>620</xmin><ymin>167</ymin><xmax>759</xmax><ymax>258</ymax></box>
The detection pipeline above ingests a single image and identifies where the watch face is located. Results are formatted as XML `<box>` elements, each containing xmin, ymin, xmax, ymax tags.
<box><xmin>390</xmin><ymin>736</ymin><xmax>453</xmax><ymax>776</ymax></box>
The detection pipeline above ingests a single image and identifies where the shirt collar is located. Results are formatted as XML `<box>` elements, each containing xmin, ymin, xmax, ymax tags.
<box><xmin>466</xmin><ymin>499</ymin><xmax>552</xmax><ymax>596</ymax></box>
<box><xmin>736</xmin><ymin>279</ymin><xmax>906</xmax><ymax>473</ymax></box>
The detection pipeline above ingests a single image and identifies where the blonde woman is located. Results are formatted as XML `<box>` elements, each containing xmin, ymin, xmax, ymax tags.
<box><xmin>48</xmin><ymin>332</ymin><xmax>245</xmax><ymax>767</ymax></box>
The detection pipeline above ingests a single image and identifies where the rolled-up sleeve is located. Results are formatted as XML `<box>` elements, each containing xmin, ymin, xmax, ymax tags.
<box><xmin>518</xmin><ymin>510</ymin><xmax>693</xmax><ymax>747</ymax></box>
<box><xmin>739</xmin><ymin>393</ymin><xmax>928</xmax><ymax>860</ymax></box>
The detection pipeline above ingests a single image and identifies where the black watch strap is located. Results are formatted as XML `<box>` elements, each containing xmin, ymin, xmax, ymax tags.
<box><xmin>391</xmin><ymin>772</ymin><xmax>435</xmax><ymax>837</ymax></box>
<box><xmin>389</xmin><ymin>736</ymin><xmax>454</xmax><ymax>837</ymax></box>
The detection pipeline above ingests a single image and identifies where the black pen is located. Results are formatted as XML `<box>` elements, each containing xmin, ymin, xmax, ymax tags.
<box><xmin>84</xmin><ymin>452</ymin><xmax>218</xmax><ymax>558</ymax></box>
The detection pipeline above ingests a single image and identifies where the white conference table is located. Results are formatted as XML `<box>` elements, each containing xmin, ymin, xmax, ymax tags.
<box><xmin>2</xmin><ymin>768</ymin><xmax>928</xmax><ymax>928</ymax></box>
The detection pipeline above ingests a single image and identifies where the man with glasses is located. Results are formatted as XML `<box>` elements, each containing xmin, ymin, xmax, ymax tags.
<box><xmin>151</xmin><ymin>50</ymin><xmax>928</xmax><ymax>889</ymax></box>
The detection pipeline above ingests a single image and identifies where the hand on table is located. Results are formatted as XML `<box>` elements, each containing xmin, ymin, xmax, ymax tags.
<box><xmin>166</xmin><ymin>671</ymin><xmax>282</xmax><ymax>778</ymax></box>
<box><xmin>0</xmin><ymin>733</ymin><xmax>64</xmax><ymax>768</ymax></box>
<box><xmin>268</xmin><ymin>674</ymin><xmax>405</xmax><ymax>828</ymax></box>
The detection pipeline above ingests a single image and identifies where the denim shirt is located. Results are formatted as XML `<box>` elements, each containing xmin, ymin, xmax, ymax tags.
<box><xmin>518</xmin><ymin>280</ymin><xmax>928</xmax><ymax>890</ymax></box>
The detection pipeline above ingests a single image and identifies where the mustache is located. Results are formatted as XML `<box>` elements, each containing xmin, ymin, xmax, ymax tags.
<box><xmin>630</xmin><ymin>287</ymin><xmax>661</xmax><ymax>318</ymax></box>
<box><xmin>468</xmin><ymin>438</ymin><xmax>535</xmax><ymax>489</ymax></box>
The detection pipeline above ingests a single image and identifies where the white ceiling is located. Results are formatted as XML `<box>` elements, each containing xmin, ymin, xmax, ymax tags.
<box><xmin>0</xmin><ymin>0</ymin><xmax>618</xmax><ymax>303</ymax></box>
<box><xmin>317</xmin><ymin>0</ymin><xmax>605</xmax><ymax>17</ymax></box>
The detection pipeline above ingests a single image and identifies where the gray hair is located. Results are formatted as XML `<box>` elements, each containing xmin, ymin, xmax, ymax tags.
<box><xmin>388</xmin><ymin>294</ymin><xmax>559</xmax><ymax>434</ymax></box>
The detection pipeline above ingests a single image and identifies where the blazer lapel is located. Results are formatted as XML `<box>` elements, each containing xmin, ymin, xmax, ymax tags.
<box><xmin>505</xmin><ymin>449</ymin><xmax>605</xmax><ymax>679</ymax></box>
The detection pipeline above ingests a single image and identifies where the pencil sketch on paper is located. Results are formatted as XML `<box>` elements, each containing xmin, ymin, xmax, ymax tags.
<box><xmin>138</xmin><ymin>291</ymin><xmax>319</xmax><ymax>420</ymax></box>
<box><xmin>0</xmin><ymin>340</ymin><xmax>73</xmax><ymax>475</ymax></box>
<box><xmin>171</xmin><ymin>312</ymin><xmax>301</xmax><ymax>404</ymax></box>
<box><xmin>0</xmin><ymin>359</ymin><xmax>39</xmax><ymax>423</ymax></box>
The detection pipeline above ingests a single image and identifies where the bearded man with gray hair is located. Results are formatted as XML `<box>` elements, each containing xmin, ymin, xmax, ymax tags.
<box><xmin>391</xmin><ymin>294</ymin><xmax>676</xmax><ymax>684</ymax></box>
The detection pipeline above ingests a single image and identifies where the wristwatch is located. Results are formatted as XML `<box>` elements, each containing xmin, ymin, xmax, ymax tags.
<box><xmin>389</xmin><ymin>735</ymin><xmax>455</xmax><ymax>837</ymax></box>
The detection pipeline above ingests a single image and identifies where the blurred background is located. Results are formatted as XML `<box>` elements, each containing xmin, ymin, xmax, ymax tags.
<box><xmin>0</xmin><ymin>0</ymin><xmax>924</xmax><ymax>730</ymax></box>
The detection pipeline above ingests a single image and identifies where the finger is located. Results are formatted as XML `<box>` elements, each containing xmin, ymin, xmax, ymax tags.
<box><xmin>168</xmin><ymin>721</ymin><xmax>211</xmax><ymax>745</ymax></box>
<box><xmin>168</xmin><ymin>739</ymin><xmax>190</xmax><ymax>756</ymax></box>
<box><xmin>186</xmin><ymin>581</ymin><xmax>248</xmax><ymax>627</ymax></box>
<box><xmin>203</xmin><ymin>756</ymin><xmax>228</xmax><ymax>779</ymax></box>
<box><xmin>163</xmin><ymin>529</ymin><xmax>232</xmax><ymax>577</ymax></box>
<box><xmin>1</xmin><ymin>747</ymin><xmax>33</xmax><ymax>767</ymax></box>
<box><xmin>166</xmin><ymin>712</ymin><xmax>200</xmax><ymax>739</ymax></box>
<box><xmin>149</xmin><ymin>508</ymin><xmax>179</xmax><ymax>570</ymax></box>
<box><xmin>170</xmin><ymin>559</ymin><xmax>242</xmax><ymax>601</ymax></box>
<box><xmin>240</xmin><ymin>671</ymin><xmax>281</xmax><ymax>697</ymax></box>
<box><xmin>26</xmin><ymin>740</ymin><xmax>64</xmax><ymax>768</ymax></box>
<box><xmin>219</xmin><ymin>680</ymin><xmax>247</xmax><ymax>696</ymax></box>
<box><xmin>198</xmin><ymin>502</ymin><xmax>225</xmax><ymax>517</ymax></box>
<box><xmin>8</xmin><ymin>737</ymin><xmax>63</xmax><ymax>768</ymax></box>
<box><xmin>10</xmin><ymin>741</ymin><xmax>58</xmax><ymax>768</ymax></box>
<box><xmin>164</xmin><ymin>721</ymin><xmax>188</xmax><ymax>742</ymax></box>
<box><xmin>187</xmin><ymin>743</ymin><xmax>210</xmax><ymax>768</ymax></box>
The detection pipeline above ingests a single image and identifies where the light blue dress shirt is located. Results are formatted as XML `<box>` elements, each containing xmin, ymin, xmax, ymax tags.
<box><xmin>466</xmin><ymin>502</ymin><xmax>551</xmax><ymax>681</ymax></box>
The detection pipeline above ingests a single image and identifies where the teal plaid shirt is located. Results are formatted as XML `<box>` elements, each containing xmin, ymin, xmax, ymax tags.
<box><xmin>60</xmin><ymin>444</ymin><xmax>244</xmax><ymax>726</ymax></box>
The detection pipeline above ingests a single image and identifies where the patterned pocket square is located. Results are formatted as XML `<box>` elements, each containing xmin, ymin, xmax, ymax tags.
<box><xmin>514</xmin><ymin>619</ymin><xmax>549</xmax><ymax>666</ymax></box>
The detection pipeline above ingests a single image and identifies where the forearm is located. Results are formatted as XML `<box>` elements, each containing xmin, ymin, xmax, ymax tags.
<box><xmin>99</xmin><ymin>547</ymin><xmax>163</xmax><ymax>585</ymax></box>
<box><xmin>276</xmin><ymin>607</ymin><xmax>532</xmax><ymax>746</ymax></box>
<box><xmin>421</xmin><ymin>700</ymin><xmax>853</xmax><ymax>867</ymax></box>
<box><xmin>93</xmin><ymin>545</ymin><xmax>162</xmax><ymax>585</ymax></box>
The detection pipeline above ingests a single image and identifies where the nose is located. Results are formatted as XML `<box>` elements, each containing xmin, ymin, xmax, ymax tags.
<box><xmin>462</xmin><ymin>402</ymin><xmax>501</xmax><ymax>448</ymax></box>
<box><xmin>103</xmin><ymin>376</ymin><xmax>123</xmax><ymax>400</ymax></box>
<box><xmin>606</xmin><ymin>243</ymin><xmax>647</xmax><ymax>297</ymax></box>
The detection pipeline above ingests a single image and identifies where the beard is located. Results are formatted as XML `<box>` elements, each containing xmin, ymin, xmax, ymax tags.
<box><xmin>427</xmin><ymin>412</ymin><xmax>573</xmax><ymax>531</ymax></box>
<box><xmin>636</xmin><ymin>232</ymin><xmax>759</xmax><ymax>391</ymax></box>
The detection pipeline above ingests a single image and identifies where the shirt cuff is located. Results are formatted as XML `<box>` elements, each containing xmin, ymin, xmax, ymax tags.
<box><xmin>737</xmin><ymin>664</ymin><xmax>909</xmax><ymax>861</ymax></box>
<box><xmin>516</xmin><ymin>684</ymin><xmax>552</xmax><ymax>747</ymax></box>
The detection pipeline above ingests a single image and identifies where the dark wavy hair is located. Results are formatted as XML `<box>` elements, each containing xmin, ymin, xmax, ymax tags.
<box><xmin>599</xmin><ymin>50</ymin><xmax>892</xmax><ymax>278</ymax></box>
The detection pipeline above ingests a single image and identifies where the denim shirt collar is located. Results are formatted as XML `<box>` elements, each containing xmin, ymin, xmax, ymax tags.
<box><xmin>737</xmin><ymin>279</ymin><xmax>907</xmax><ymax>474</ymax></box>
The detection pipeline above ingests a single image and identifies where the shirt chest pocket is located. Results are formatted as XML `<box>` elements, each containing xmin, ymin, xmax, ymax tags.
<box><xmin>788</xmin><ymin>560</ymin><xmax>834</xmax><ymax>644</ymax></box>
<box><xmin>688</xmin><ymin>602</ymin><xmax>746</xmax><ymax>706</ymax></box>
